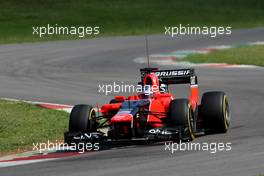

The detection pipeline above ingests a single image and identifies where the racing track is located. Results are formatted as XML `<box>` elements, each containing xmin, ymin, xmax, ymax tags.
<box><xmin>1</xmin><ymin>28</ymin><xmax>264</xmax><ymax>176</ymax></box>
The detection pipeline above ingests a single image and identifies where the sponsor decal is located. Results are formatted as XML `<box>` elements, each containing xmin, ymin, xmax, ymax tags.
<box><xmin>155</xmin><ymin>69</ymin><xmax>190</xmax><ymax>77</ymax></box>
<box><xmin>148</xmin><ymin>128</ymin><xmax>172</xmax><ymax>135</ymax></box>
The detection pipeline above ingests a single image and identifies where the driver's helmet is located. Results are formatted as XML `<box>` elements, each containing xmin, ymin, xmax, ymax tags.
<box><xmin>143</xmin><ymin>85</ymin><xmax>153</xmax><ymax>98</ymax></box>
<box><xmin>141</xmin><ymin>72</ymin><xmax>159</xmax><ymax>98</ymax></box>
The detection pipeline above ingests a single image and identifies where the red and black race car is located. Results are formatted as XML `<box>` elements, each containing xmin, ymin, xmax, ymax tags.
<box><xmin>64</xmin><ymin>68</ymin><xmax>230</xmax><ymax>146</ymax></box>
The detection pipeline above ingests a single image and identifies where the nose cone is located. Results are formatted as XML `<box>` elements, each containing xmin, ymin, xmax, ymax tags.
<box><xmin>111</xmin><ymin>112</ymin><xmax>133</xmax><ymax>123</ymax></box>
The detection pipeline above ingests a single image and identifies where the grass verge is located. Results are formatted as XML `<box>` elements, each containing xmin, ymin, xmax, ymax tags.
<box><xmin>0</xmin><ymin>99</ymin><xmax>68</xmax><ymax>155</ymax></box>
<box><xmin>0</xmin><ymin>0</ymin><xmax>264</xmax><ymax>43</ymax></box>
<box><xmin>184</xmin><ymin>45</ymin><xmax>264</xmax><ymax>66</ymax></box>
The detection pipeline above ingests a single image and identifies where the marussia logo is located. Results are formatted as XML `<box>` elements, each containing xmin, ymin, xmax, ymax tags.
<box><xmin>155</xmin><ymin>70</ymin><xmax>190</xmax><ymax>77</ymax></box>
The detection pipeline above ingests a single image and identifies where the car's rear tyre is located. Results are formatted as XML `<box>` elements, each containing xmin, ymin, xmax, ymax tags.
<box><xmin>168</xmin><ymin>99</ymin><xmax>195</xmax><ymax>141</ymax></box>
<box><xmin>69</xmin><ymin>104</ymin><xmax>97</xmax><ymax>133</ymax></box>
<box><xmin>201</xmin><ymin>91</ymin><xmax>230</xmax><ymax>133</ymax></box>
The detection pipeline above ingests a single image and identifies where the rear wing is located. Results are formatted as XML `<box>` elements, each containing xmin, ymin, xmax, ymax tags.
<box><xmin>140</xmin><ymin>68</ymin><xmax>198</xmax><ymax>85</ymax></box>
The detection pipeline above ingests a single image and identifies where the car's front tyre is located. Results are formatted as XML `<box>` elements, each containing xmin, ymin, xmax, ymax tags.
<box><xmin>68</xmin><ymin>104</ymin><xmax>97</xmax><ymax>133</ymax></box>
<box><xmin>201</xmin><ymin>91</ymin><xmax>230</xmax><ymax>133</ymax></box>
<box><xmin>168</xmin><ymin>99</ymin><xmax>195</xmax><ymax>141</ymax></box>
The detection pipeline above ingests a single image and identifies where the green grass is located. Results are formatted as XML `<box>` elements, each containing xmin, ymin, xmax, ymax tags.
<box><xmin>0</xmin><ymin>0</ymin><xmax>264</xmax><ymax>43</ymax></box>
<box><xmin>0</xmin><ymin>99</ymin><xmax>68</xmax><ymax>154</ymax></box>
<box><xmin>184</xmin><ymin>45</ymin><xmax>264</xmax><ymax>66</ymax></box>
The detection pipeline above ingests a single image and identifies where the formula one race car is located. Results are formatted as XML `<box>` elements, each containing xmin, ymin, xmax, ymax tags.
<box><xmin>64</xmin><ymin>68</ymin><xmax>230</xmax><ymax>147</ymax></box>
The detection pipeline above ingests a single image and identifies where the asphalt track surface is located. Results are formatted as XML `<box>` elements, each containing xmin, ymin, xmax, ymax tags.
<box><xmin>1</xmin><ymin>28</ymin><xmax>264</xmax><ymax>176</ymax></box>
